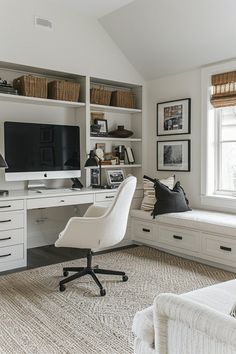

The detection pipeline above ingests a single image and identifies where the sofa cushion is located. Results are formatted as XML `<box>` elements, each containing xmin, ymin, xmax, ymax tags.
<box><xmin>182</xmin><ymin>279</ymin><xmax>236</xmax><ymax>314</ymax></box>
<box><xmin>152</xmin><ymin>180</ymin><xmax>191</xmax><ymax>217</ymax></box>
<box><xmin>132</xmin><ymin>305</ymin><xmax>154</xmax><ymax>346</ymax></box>
<box><xmin>131</xmin><ymin>209</ymin><xmax>236</xmax><ymax>237</ymax></box>
<box><xmin>141</xmin><ymin>175</ymin><xmax>175</xmax><ymax>212</ymax></box>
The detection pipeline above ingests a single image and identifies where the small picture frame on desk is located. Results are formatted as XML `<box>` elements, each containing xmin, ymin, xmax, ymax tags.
<box><xmin>106</xmin><ymin>169</ymin><xmax>125</xmax><ymax>188</ymax></box>
<box><xmin>91</xmin><ymin>168</ymin><xmax>100</xmax><ymax>186</ymax></box>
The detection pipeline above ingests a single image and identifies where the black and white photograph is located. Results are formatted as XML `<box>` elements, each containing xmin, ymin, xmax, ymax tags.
<box><xmin>106</xmin><ymin>169</ymin><xmax>125</xmax><ymax>186</ymax></box>
<box><xmin>90</xmin><ymin>168</ymin><xmax>100</xmax><ymax>186</ymax></box>
<box><xmin>157</xmin><ymin>98</ymin><xmax>191</xmax><ymax>136</ymax></box>
<box><xmin>94</xmin><ymin>119</ymin><xmax>108</xmax><ymax>136</ymax></box>
<box><xmin>157</xmin><ymin>140</ymin><xmax>190</xmax><ymax>171</ymax></box>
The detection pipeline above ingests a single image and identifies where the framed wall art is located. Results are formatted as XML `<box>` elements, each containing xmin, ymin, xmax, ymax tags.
<box><xmin>157</xmin><ymin>98</ymin><xmax>191</xmax><ymax>136</ymax></box>
<box><xmin>157</xmin><ymin>139</ymin><xmax>190</xmax><ymax>171</ymax></box>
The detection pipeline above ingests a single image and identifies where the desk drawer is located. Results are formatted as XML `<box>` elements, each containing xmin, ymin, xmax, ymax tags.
<box><xmin>157</xmin><ymin>225</ymin><xmax>201</xmax><ymax>253</ymax></box>
<box><xmin>0</xmin><ymin>244</ymin><xmax>24</xmax><ymax>264</ymax></box>
<box><xmin>0</xmin><ymin>229</ymin><xmax>24</xmax><ymax>247</ymax></box>
<box><xmin>27</xmin><ymin>194</ymin><xmax>94</xmax><ymax>210</ymax></box>
<box><xmin>0</xmin><ymin>211</ymin><xmax>24</xmax><ymax>231</ymax></box>
<box><xmin>202</xmin><ymin>233</ymin><xmax>236</xmax><ymax>263</ymax></box>
<box><xmin>133</xmin><ymin>220</ymin><xmax>156</xmax><ymax>241</ymax></box>
<box><xmin>0</xmin><ymin>200</ymin><xmax>24</xmax><ymax>211</ymax></box>
<box><xmin>95</xmin><ymin>192</ymin><xmax>116</xmax><ymax>203</ymax></box>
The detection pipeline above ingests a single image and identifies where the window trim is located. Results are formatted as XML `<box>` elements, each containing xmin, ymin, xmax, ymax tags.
<box><xmin>201</xmin><ymin>60</ymin><xmax>236</xmax><ymax>210</ymax></box>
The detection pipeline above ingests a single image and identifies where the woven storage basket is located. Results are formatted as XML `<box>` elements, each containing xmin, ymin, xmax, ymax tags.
<box><xmin>90</xmin><ymin>87</ymin><xmax>111</xmax><ymax>106</ymax></box>
<box><xmin>111</xmin><ymin>90</ymin><xmax>136</xmax><ymax>108</ymax></box>
<box><xmin>13</xmin><ymin>75</ymin><xmax>48</xmax><ymax>98</ymax></box>
<box><xmin>48</xmin><ymin>80</ymin><xmax>80</xmax><ymax>102</ymax></box>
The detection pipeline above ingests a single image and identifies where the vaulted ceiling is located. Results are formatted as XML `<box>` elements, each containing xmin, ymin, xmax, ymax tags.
<box><xmin>101</xmin><ymin>0</ymin><xmax>236</xmax><ymax>80</ymax></box>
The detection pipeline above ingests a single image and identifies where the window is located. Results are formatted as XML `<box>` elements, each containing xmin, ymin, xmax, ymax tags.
<box><xmin>201</xmin><ymin>61</ymin><xmax>236</xmax><ymax>206</ymax></box>
<box><xmin>215</xmin><ymin>107</ymin><xmax>236</xmax><ymax>195</ymax></box>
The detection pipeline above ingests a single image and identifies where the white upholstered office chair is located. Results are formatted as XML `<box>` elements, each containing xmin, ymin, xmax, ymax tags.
<box><xmin>55</xmin><ymin>176</ymin><xmax>137</xmax><ymax>296</ymax></box>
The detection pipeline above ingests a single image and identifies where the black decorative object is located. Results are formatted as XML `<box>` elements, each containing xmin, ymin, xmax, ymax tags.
<box><xmin>157</xmin><ymin>98</ymin><xmax>191</xmax><ymax>136</ymax></box>
<box><xmin>151</xmin><ymin>180</ymin><xmax>191</xmax><ymax>217</ymax></box>
<box><xmin>0</xmin><ymin>154</ymin><xmax>9</xmax><ymax>195</ymax></box>
<box><xmin>109</xmin><ymin>125</ymin><xmax>133</xmax><ymax>138</ymax></box>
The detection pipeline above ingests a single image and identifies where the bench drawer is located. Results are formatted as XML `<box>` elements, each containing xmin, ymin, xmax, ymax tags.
<box><xmin>133</xmin><ymin>220</ymin><xmax>156</xmax><ymax>241</ymax></box>
<box><xmin>0</xmin><ymin>211</ymin><xmax>24</xmax><ymax>231</ymax></box>
<box><xmin>202</xmin><ymin>233</ymin><xmax>236</xmax><ymax>263</ymax></box>
<box><xmin>157</xmin><ymin>225</ymin><xmax>201</xmax><ymax>253</ymax></box>
<box><xmin>0</xmin><ymin>244</ymin><xmax>24</xmax><ymax>264</ymax></box>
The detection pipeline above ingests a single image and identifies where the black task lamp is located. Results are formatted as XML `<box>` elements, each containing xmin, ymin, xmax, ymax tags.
<box><xmin>0</xmin><ymin>154</ymin><xmax>9</xmax><ymax>195</ymax></box>
<box><xmin>84</xmin><ymin>150</ymin><xmax>103</xmax><ymax>189</ymax></box>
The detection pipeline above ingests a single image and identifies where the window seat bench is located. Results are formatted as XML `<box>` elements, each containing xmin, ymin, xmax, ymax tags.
<box><xmin>131</xmin><ymin>209</ymin><xmax>236</xmax><ymax>271</ymax></box>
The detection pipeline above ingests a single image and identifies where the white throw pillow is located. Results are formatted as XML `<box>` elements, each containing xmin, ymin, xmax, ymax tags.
<box><xmin>141</xmin><ymin>175</ymin><xmax>175</xmax><ymax>211</ymax></box>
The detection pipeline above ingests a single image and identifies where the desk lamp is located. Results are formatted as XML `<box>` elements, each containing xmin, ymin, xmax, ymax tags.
<box><xmin>0</xmin><ymin>154</ymin><xmax>8</xmax><ymax>195</ymax></box>
<box><xmin>85</xmin><ymin>150</ymin><xmax>103</xmax><ymax>189</ymax></box>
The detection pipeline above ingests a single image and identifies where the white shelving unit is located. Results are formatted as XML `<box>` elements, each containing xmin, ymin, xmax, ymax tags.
<box><xmin>88</xmin><ymin>77</ymin><xmax>143</xmax><ymax>186</ymax></box>
<box><xmin>0</xmin><ymin>62</ymin><xmax>144</xmax><ymax>188</ymax></box>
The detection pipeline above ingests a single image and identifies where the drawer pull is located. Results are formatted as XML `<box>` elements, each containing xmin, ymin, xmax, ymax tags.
<box><xmin>173</xmin><ymin>235</ymin><xmax>183</xmax><ymax>240</ymax></box>
<box><xmin>220</xmin><ymin>246</ymin><xmax>232</xmax><ymax>252</ymax></box>
<box><xmin>60</xmin><ymin>200</ymin><xmax>65</xmax><ymax>203</ymax></box>
<box><xmin>0</xmin><ymin>219</ymin><xmax>11</xmax><ymax>223</ymax></box>
<box><xmin>142</xmin><ymin>228</ymin><xmax>150</xmax><ymax>233</ymax></box>
<box><xmin>0</xmin><ymin>237</ymin><xmax>11</xmax><ymax>241</ymax></box>
<box><xmin>105</xmin><ymin>196</ymin><xmax>115</xmax><ymax>199</ymax></box>
<box><xmin>0</xmin><ymin>205</ymin><xmax>11</xmax><ymax>209</ymax></box>
<box><xmin>0</xmin><ymin>253</ymin><xmax>11</xmax><ymax>258</ymax></box>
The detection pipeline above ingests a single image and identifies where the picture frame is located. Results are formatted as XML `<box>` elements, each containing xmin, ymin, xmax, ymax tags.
<box><xmin>94</xmin><ymin>119</ymin><xmax>108</xmax><ymax>136</ymax></box>
<box><xmin>157</xmin><ymin>98</ymin><xmax>191</xmax><ymax>136</ymax></box>
<box><xmin>106</xmin><ymin>169</ymin><xmax>125</xmax><ymax>187</ymax></box>
<box><xmin>125</xmin><ymin>146</ymin><xmax>135</xmax><ymax>164</ymax></box>
<box><xmin>90</xmin><ymin>168</ymin><xmax>100</xmax><ymax>186</ymax></box>
<box><xmin>157</xmin><ymin>140</ymin><xmax>190</xmax><ymax>172</ymax></box>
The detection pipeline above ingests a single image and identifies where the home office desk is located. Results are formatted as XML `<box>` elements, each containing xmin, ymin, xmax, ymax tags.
<box><xmin>0</xmin><ymin>188</ymin><xmax>117</xmax><ymax>272</ymax></box>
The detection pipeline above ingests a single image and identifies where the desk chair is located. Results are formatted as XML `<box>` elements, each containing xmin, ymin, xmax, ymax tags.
<box><xmin>55</xmin><ymin>176</ymin><xmax>137</xmax><ymax>296</ymax></box>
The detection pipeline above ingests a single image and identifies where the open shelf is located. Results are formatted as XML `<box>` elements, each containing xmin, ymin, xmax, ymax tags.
<box><xmin>90</xmin><ymin>104</ymin><xmax>142</xmax><ymax>114</ymax></box>
<box><xmin>90</xmin><ymin>136</ymin><xmax>142</xmax><ymax>142</ymax></box>
<box><xmin>0</xmin><ymin>93</ymin><xmax>86</xmax><ymax>108</ymax></box>
<box><xmin>100</xmin><ymin>164</ymin><xmax>141</xmax><ymax>169</ymax></box>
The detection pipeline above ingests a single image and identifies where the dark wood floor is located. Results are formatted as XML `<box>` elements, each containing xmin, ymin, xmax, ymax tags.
<box><xmin>1</xmin><ymin>244</ymin><xmax>137</xmax><ymax>276</ymax></box>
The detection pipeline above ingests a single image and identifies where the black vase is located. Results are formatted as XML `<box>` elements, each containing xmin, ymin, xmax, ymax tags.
<box><xmin>109</xmin><ymin>125</ymin><xmax>133</xmax><ymax>138</ymax></box>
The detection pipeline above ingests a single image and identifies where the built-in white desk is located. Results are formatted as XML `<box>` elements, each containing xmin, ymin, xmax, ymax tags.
<box><xmin>0</xmin><ymin>188</ymin><xmax>117</xmax><ymax>272</ymax></box>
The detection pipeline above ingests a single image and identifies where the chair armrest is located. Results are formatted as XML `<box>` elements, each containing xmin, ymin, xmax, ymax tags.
<box><xmin>153</xmin><ymin>293</ymin><xmax>236</xmax><ymax>353</ymax></box>
<box><xmin>84</xmin><ymin>205</ymin><xmax>109</xmax><ymax>217</ymax></box>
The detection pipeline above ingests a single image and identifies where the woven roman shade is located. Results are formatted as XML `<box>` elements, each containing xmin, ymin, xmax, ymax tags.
<box><xmin>211</xmin><ymin>71</ymin><xmax>236</xmax><ymax>108</ymax></box>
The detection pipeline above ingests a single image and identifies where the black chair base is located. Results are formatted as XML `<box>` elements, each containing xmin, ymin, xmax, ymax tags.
<box><xmin>59</xmin><ymin>250</ymin><xmax>128</xmax><ymax>296</ymax></box>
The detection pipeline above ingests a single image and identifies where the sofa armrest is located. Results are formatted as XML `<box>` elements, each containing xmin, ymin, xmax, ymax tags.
<box><xmin>153</xmin><ymin>293</ymin><xmax>236</xmax><ymax>353</ymax></box>
<box><xmin>132</xmin><ymin>305</ymin><xmax>154</xmax><ymax>346</ymax></box>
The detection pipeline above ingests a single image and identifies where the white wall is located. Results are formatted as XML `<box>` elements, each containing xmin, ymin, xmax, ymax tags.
<box><xmin>146</xmin><ymin>69</ymin><xmax>202</xmax><ymax>208</ymax></box>
<box><xmin>0</xmin><ymin>0</ymin><xmax>143</xmax><ymax>248</ymax></box>
<box><xmin>0</xmin><ymin>0</ymin><xmax>142</xmax><ymax>84</ymax></box>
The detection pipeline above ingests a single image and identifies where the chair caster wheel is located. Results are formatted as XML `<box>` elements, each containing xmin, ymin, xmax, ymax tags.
<box><xmin>100</xmin><ymin>289</ymin><xmax>106</xmax><ymax>296</ymax></box>
<box><xmin>59</xmin><ymin>284</ymin><xmax>66</xmax><ymax>292</ymax></box>
<box><xmin>122</xmin><ymin>275</ymin><xmax>128</xmax><ymax>282</ymax></box>
<box><xmin>63</xmin><ymin>270</ymin><xmax>69</xmax><ymax>277</ymax></box>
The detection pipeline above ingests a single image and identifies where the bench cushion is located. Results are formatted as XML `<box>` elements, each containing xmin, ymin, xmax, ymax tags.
<box><xmin>131</xmin><ymin>209</ymin><xmax>236</xmax><ymax>237</ymax></box>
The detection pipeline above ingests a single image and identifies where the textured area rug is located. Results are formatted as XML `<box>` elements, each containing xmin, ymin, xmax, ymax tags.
<box><xmin>0</xmin><ymin>246</ymin><xmax>235</xmax><ymax>354</ymax></box>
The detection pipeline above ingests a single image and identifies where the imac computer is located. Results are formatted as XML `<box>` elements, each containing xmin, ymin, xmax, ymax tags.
<box><xmin>4</xmin><ymin>122</ymin><xmax>81</xmax><ymax>183</ymax></box>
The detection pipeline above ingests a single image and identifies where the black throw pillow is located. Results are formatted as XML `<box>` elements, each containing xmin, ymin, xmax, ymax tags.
<box><xmin>151</xmin><ymin>180</ymin><xmax>191</xmax><ymax>218</ymax></box>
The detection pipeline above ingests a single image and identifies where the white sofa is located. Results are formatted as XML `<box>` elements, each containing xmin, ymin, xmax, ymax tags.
<box><xmin>133</xmin><ymin>279</ymin><xmax>236</xmax><ymax>354</ymax></box>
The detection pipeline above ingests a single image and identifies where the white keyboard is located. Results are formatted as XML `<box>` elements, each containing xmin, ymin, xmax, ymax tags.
<box><xmin>34</xmin><ymin>188</ymin><xmax>80</xmax><ymax>194</ymax></box>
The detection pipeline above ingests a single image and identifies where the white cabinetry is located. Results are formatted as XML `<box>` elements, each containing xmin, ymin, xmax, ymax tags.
<box><xmin>0</xmin><ymin>199</ymin><xmax>26</xmax><ymax>272</ymax></box>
